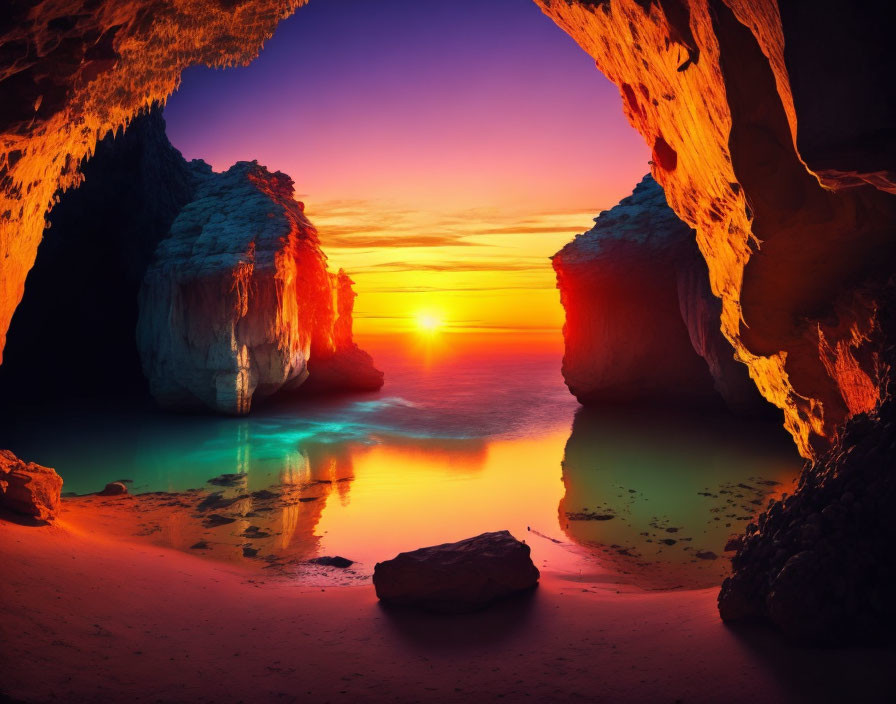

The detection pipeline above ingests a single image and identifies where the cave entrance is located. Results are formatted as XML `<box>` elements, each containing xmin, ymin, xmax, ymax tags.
<box><xmin>0</xmin><ymin>0</ymin><xmax>805</xmax><ymax>621</ymax></box>
<box><xmin>0</xmin><ymin>0</ymin><xmax>649</xmax><ymax>404</ymax></box>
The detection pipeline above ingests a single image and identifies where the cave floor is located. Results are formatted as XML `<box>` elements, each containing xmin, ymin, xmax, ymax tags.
<box><xmin>2</xmin><ymin>517</ymin><xmax>894</xmax><ymax>704</ymax></box>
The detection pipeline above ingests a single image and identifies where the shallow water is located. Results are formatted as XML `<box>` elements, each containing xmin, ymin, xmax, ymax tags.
<box><xmin>2</xmin><ymin>333</ymin><xmax>802</xmax><ymax>588</ymax></box>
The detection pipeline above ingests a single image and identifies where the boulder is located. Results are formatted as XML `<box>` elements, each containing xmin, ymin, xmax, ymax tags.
<box><xmin>99</xmin><ymin>482</ymin><xmax>128</xmax><ymax>496</ymax></box>
<box><xmin>309</xmin><ymin>556</ymin><xmax>353</xmax><ymax>568</ymax></box>
<box><xmin>0</xmin><ymin>450</ymin><xmax>62</xmax><ymax>522</ymax></box>
<box><xmin>373</xmin><ymin>531</ymin><xmax>540</xmax><ymax>612</ymax></box>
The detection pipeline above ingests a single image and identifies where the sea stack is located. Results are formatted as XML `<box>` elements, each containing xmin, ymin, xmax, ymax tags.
<box><xmin>137</xmin><ymin>160</ymin><xmax>383</xmax><ymax>414</ymax></box>
<box><xmin>553</xmin><ymin>175</ymin><xmax>765</xmax><ymax>413</ymax></box>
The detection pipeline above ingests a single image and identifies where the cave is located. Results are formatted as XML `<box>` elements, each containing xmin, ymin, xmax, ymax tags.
<box><xmin>2</xmin><ymin>0</ymin><xmax>896</xmax><ymax>700</ymax></box>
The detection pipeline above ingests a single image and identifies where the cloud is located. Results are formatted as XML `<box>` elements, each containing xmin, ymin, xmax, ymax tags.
<box><xmin>359</xmin><ymin>284</ymin><xmax>554</xmax><ymax>293</ymax></box>
<box><xmin>323</xmin><ymin>231</ymin><xmax>488</xmax><ymax>249</ymax></box>
<box><xmin>465</xmin><ymin>225</ymin><xmax>582</xmax><ymax>236</ymax></box>
<box><xmin>359</xmin><ymin>259</ymin><xmax>548</xmax><ymax>273</ymax></box>
<box><xmin>306</xmin><ymin>197</ymin><xmax>599</xmax><ymax>253</ymax></box>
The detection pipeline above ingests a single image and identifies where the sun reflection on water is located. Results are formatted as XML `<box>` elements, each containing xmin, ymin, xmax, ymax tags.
<box><xmin>1</xmin><ymin>335</ymin><xmax>801</xmax><ymax>587</ymax></box>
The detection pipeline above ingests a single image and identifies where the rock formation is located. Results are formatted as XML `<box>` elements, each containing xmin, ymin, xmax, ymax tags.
<box><xmin>537</xmin><ymin>0</ymin><xmax>896</xmax><ymax>459</ymax></box>
<box><xmin>1</xmin><ymin>0</ymin><xmax>895</xmax><ymax>642</ymax></box>
<box><xmin>0</xmin><ymin>449</ymin><xmax>62</xmax><ymax>521</ymax></box>
<box><xmin>297</xmin><ymin>271</ymin><xmax>385</xmax><ymax>396</ymax></box>
<box><xmin>99</xmin><ymin>481</ymin><xmax>128</xmax><ymax>496</ymax></box>
<box><xmin>0</xmin><ymin>0</ymin><xmax>303</xmax><ymax>366</ymax></box>
<box><xmin>137</xmin><ymin>160</ymin><xmax>383</xmax><ymax>414</ymax></box>
<box><xmin>0</xmin><ymin>106</ymin><xmax>202</xmax><ymax>398</ymax></box>
<box><xmin>373</xmin><ymin>531</ymin><xmax>540</xmax><ymax>612</ymax></box>
<box><xmin>0</xmin><ymin>105</ymin><xmax>381</xmax><ymax>411</ymax></box>
<box><xmin>533</xmin><ymin>0</ymin><xmax>896</xmax><ymax>642</ymax></box>
<box><xmin>553</xmin><ymin>175</ymin><xmax>766</xmax><ymax>413</ymax></box>
<box><xmin>3</xmin><ymin>0</ymin><xmax>890</xmax><ymax>450</ymax></box>
<box><xmin>717</xmin><ymin>281</ymin><xmax>896</xmax><ymax>643</ymax></box>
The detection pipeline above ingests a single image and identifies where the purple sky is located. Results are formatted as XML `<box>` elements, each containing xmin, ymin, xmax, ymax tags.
<box><xmin>163</xmin><ymin>0</ymin><xmax>649</xmax><ymax>334</ymax></box>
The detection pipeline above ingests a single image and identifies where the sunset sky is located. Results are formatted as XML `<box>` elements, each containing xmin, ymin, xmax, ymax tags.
<box><xmin>164</xmin><ymin>0</ymin><xmax>648</xmax><ymax>336</ymax></box>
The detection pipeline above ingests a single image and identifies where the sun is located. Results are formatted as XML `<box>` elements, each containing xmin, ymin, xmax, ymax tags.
<box><xmin>416</xmin><ymin>312</ymin><xmax>442</xmax><ymax>333</ymax></box>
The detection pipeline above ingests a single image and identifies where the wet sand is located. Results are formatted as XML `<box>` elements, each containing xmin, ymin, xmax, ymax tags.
<box><xmin>2</xmin><ymin>514</ymin><xmax>894</xmax><ymax>703</ymax></box>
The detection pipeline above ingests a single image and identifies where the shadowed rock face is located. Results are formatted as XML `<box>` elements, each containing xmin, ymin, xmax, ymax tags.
<box><xmin>719</xmin><ymin>282</ymin><xmax>896</xmax><ymax>643</ymax></box>
<box><xmin>553</xmin><ymin>175</ymin><xmax>767</xmax><ymax>414</ymax></box>
<box><xmin>298</xmin><ymin>271</ymin><xmax>385</xmax><ymax>396</ymax></box>
<box><xmin>0</xmin><ymin>106</ymin><xmax>202</xmax><ymax>398</ymax></box>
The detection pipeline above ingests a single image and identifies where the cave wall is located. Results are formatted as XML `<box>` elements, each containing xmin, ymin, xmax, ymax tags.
<box><xmin>0</xmin><ymin>105</ymin><xmax>201</xmax><ymax>399</ymax></box>
<box><xmin>1</xmin><ymin>0</ymin><xmax>895</xmax><ymax>640</ymax></box>
<box><xmin>0</xmin><ymin>0</ymin><xmax>303</xmax><ymax>366</ymax></box>
<box><xmin>536</xmin><ymin>0</ymin><xmax>896</xmax><ymax>642</ymax></box>
<box><xmin>535</xmin><ymin>0</ymin><xmax>896</xmax><ymax>459</ymax></box>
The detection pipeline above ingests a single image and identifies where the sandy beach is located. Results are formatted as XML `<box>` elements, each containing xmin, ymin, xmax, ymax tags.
<box><xmin>2</xmin><ymin>509</ymin><xmax>894</xmax><ymax>704</ymax></box>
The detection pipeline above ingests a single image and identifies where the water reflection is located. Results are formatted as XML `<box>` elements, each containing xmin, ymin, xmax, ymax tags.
<box><xmin>1</xmin><ymin>338</ymin><xmax>803</xmax><ymax>588</ymax></box>
<box><xmin>51</xmin><ymin>412</ymin><xmax>501</xmax><ymax>581</ymax></box>
<box><xmin>558</xmin><ymin>407</ymin><xmax>802</xmax><ymax>588</ymax></box>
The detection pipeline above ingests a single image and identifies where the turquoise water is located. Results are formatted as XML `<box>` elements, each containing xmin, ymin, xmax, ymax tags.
<box><xmin>0</xmin><ymin>334</ymin><xmax>802</xmax><ymax>585</ymax></box>
<box><xmin>2</xmin><ymin>337</ymin><xmax>578</xmax><ymax>495</ymax></box>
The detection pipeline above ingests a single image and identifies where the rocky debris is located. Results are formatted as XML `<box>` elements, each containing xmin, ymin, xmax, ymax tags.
<box><xmin>207</xmin><ymin>474</ymin><xmax>247</xmax><ymax>487</ymax></box>
<box><xmin>373</xmin><ymin>531</ymin><xmax>540</xmax><ymax>612</ymax></box>
<box><xmin>137</xmin><ymin>161</ymin><xmax>383</xmax><ymax>414</ymax></box>
<box><xmin>99</xmin><ymin>482</ymin><xmax>128</xmax><ymax>496</ymax></box>
<box><xmin>58</xmin><ymin>475</ymin><xmax>350</xmax><ymax>573</ymax></box>
<box><xmin>203</xmin><ymin>514</ymin><xmax>237</xmax><ymax>528</ymax></box>
<box><xmin>552</xmin><ymin>175</ymin><xmax>767</xmax><ymax>413</ymax></box>
<box><xmin>558</xmin><ymin>407</ymin><xmax>797</xmax><ymax>589</ymax></box>
<box><xmin>0</xmin><ymin>450</ymin><xmax>62</xmax><ymax>522</ymax></box>
<box><xmin>197</xmin><ymin>493</ymin><xmax>248</xmax><ymax>511</ymax></box>
<box><xmin>308</xmin><ymin>556</ymin><xmax>353</xmax><ymax>568</ymax></box>
<box><xmin>724</xmin><ymin>536</ymin><xmax>743</xmax><ymax>553</ymax></box>
<box><xmin>565</xmin><ymin>511</ymin><xmax>615</xmax><ymax>521</ymax></box>
<box><xmin>719</xmin><ymin>285</ymin><xmax>896</xmax><ymax>643</ymax></box>
<box><xmin>242</xmin><ymin>526</ymin><xmax>271</xmax><ymax>539</ymax></box>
